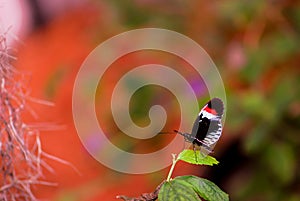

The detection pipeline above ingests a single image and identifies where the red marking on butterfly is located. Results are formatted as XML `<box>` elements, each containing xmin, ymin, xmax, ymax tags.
<box><xmin>204</xmin><ymin>106</ymin><xmax>217</xmax><ymax>115</ymax></box>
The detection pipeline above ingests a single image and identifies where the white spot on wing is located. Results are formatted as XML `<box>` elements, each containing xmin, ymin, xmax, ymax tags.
<box><xmin>199</xmin><ymin>110</ymin><xmax>217</xmax><ymax>120</ymax></box>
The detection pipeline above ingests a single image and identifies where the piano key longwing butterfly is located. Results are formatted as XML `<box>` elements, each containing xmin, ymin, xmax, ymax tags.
<box><xmin>165</xmin><ymin>98</ymin><xmax>224</xmax><ymax>155</ymax></box>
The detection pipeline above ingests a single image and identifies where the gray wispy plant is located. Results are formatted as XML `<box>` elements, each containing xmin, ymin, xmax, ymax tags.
<box><xmin>0</xmin><ymin>30</ymin><xmax>74</xmax><ymax>200</ymax></box>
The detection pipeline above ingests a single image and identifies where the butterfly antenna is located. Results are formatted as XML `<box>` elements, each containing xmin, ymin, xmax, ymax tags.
<box><xmin>173</xmin><ymin>129</ymin><xmax>184</xmax><ymax>135</ymax></box>
<box><xmin>159</xmin><ymin>130</ymin><xmax>184</xmax><ymax>135</ymax></box>
<box><xmin>158</xmin><ymin>131</ymin><xmax>176</xmax><ymax>135</ymax></box>
<box><xmin>173</xmin><ymin>129</ymin><xmax>187</xmax><ymax>138</ymax></box>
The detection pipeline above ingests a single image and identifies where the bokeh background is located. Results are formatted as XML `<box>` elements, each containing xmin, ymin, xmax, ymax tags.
<box><xmin>1</xmin><ymin>0</ymin><xmax>300</xmax><ymax>200</ymax></box>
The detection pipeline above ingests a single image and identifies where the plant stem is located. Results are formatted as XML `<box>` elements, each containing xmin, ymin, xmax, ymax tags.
<box><xmin>166</xmin><ymin>154</ymin><xmax>178</xmax><ymax>182</ymax></box>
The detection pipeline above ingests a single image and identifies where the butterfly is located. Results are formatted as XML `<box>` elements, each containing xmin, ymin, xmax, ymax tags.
<box><xmin>162</xmin><ymin>98</ymin><xmax>224</xmax><ymax>156</ymax></box>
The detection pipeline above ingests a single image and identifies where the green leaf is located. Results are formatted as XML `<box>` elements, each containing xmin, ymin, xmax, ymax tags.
<box><xmin>178</xmin><ymin>149</ymin><xmax>219</xmax><ymax>166</ymax></box>
<box><xmin>158</xmin><ymin>175</ymin><xmax>229</xmax><ymax>201</ymax></box>
<box><xmin>158</xmin><ymin>179</ymin><xmax>200</xmax><ymax>201</ymax></box>
<box><xmin>183</xmin><ymin>176</ymin><xmax>229</xmax><ymax>201</ymax></box>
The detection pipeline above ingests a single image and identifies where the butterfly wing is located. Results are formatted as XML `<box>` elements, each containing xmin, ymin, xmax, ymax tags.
<box><xmin>201</xmin><ymin>118</ymin><xmax>223</xmax><ymax>148</ymax></box>
<box><xmin>191</xmin><ymin>113</ymin><xmax>210</xmax><ymax>144</ymax></box>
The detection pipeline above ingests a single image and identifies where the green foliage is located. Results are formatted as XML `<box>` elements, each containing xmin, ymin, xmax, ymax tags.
<box><xmin>263</xmin><ymin>143</ymin><xmax>296</xmax><ymax>185</ymax></box>
<box><xmin>107</xmin><ymin>1</ymin><xmax>300</xmax><ymax>200</ymax></box>
<box><xmin>106</xmin><ymin>0</ymin><xmax>185</xmax><ymax>30</ymax></box>
<box><xmin>178</xmin><ymin>149</ymin><xmax>219</xmax><ymax>166</ymax></box>
<box><xmin>159</xmin><ymin>176</ymin><xmax>229</xmax><ymax>201</ymax></box>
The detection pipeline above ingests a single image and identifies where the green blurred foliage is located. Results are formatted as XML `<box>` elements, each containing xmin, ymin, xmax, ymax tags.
<box><xmin>103</xmin><ymin>0</ymin><xmax>300</xmax><ymax>200</ymax></box>
<box><xmin>14</xmin><ymin>0</ymin><xmax>300</xmax><ymax>200</ymax></box>
<box><xmin>218</xmin><ymin>1</ymin><xmax>300</xmax><ymax>201</ymax></box>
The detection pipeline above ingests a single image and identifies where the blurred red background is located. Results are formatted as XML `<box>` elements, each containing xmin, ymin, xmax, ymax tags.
<box><xmin>1</xmin><ymin>0</ymin><xmax>299</xmax><ymax>200</ymax></box>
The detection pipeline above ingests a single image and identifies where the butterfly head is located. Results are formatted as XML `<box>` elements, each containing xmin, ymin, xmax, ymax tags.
<box><xmin>200</xmin><ymin>98</ymin><xmax>224</xmax><ymax>120</ymax></box>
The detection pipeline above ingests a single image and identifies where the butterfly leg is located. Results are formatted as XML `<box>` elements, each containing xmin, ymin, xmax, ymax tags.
<box><xmin>192</xmin><ymin>144</ymin><xmax>199</xmax><ymax>162</ymax></box>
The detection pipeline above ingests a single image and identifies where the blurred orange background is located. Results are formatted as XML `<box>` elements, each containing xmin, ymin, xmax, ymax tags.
<box><xmin>1</xmin><ymin>0</ymin><xmax>299</xmax><ymax>200</ymax></box>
